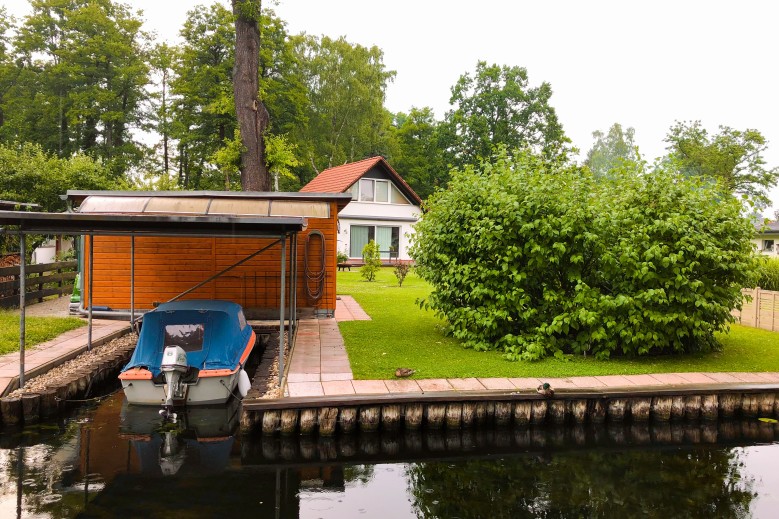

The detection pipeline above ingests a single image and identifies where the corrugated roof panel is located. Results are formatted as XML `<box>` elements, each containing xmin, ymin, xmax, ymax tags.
<box><xmin>270</xmin><ymin>201</ymin><xmax>330</xmax><ymax>218</ymax></box>
<box><xmin>80</xmin><ymin>196</ymin><xmax>150</xmax><ymax>213</ymax></box>
<box><xmin>144</xmin><ymin>197</ymin><xmax>210</xmax><ymax>215</ymax></box>
<box><xmin>208</xmin><ymin>199</ymin><xmax>270</xmax><ymax>216</ymax></box>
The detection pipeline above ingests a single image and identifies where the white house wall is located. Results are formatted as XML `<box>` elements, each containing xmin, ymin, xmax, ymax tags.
<box><xmin>337</xmin><ymin>201</ymin><xmax>419</xmax><ymax>260</ymax></box>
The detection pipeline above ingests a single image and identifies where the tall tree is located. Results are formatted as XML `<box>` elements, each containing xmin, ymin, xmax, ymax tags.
<box><xmin>0</xmin><ymin>8</ymin><xmax>15</xmax><ymax>130</ymax></box>
<box><xmin>389</xmin><ymin>107</ymin><xmax>447</xmax><ymax>199</ymax></box>
<box><xmin>585</xmin><ymin>123</ymin><xmax>638</xmax><ymax>178</ymax></box>
<box><xmin>292</xmin><ymin>35</ymin><xmax>395</xmax><ymax>179</ymax></box>
<box><xmin>442</xmin><ymin>61</ymin><xmax>571</xmax><ymax>169</ymax></box>
<box><xmin>231</xmin><ymin>0</ymin><xmax>270</xmax><ymax>191</ymax></box>
<box><xmin>665</xmin><ymin>121</ymin><xmax>779</xmax><ymax>210</ymax></box>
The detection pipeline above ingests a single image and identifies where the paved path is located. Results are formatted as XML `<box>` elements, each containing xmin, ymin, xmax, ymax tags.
<box><xmin>284</xmin><ymin>296</ymin><xmax>779</xmax><ymax>398</ymax></box>
<box><xmin>1</xmin><ymin>301</ymin><xmax>130</xmax><ymax>396</ymax></box>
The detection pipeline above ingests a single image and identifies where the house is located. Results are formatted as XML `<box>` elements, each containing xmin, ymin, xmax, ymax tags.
<box><xmin>754</xmin><ymin>221</ymin><xmax>779</xmax><ymax>256</ymax></box>
<box><xmin>300</xmin><ymin>157</ymin><xmax>422</xmax><ymax>262</ymax></box>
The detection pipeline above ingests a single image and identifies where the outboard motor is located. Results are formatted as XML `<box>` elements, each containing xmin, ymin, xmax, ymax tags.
<box><xmin>160</xmin><ymin>345</ymin><xmax>188</xmax><ymax>415</ymax></box>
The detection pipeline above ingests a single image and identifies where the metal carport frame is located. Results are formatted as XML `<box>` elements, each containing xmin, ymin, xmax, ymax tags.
<box><xmin>0</xmin><ymin>210</ymin><xmax>307</xmax><ymax>388</ymax></box>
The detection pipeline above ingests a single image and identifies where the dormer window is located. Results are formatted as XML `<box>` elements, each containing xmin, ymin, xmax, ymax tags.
<box><xmin>349</xmin><ymin>179</ymin><xmax>410</xmax><ymax>204</ymax></box>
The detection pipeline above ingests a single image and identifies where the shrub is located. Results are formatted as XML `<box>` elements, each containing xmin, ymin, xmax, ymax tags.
<box><xmin>360</xmin><ymin>240</ymin><xmax>381</xmax><ymax>281</ymax></box>
<box><xmin>394</xmin><ymin>263</ymin><xmax>411</xmax><ymax>287</ymax></box>
<box><xmin>753</xmin><ymin>256</ymin><xmax>779</xmax><ymax>291</ymax></box>
<box><xmin>337</xmin><ymin>250</ymin><xmax>349</xmax><ymax>264</ymax></box>
<box><xmin>410</xmin><ymin>151</ymin><xmax>757</xmax><ymax>360</ymax></box>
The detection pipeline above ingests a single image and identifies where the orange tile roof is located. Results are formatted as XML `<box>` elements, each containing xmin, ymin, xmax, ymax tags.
<box><xmin>300</xmin><ymin>156</ymin><xmax>422</xmax><ymax>205</ymax></box>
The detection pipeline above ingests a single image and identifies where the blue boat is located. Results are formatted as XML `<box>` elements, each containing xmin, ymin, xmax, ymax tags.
<box><xmin>120</xmin><ymin>300</ymin><xmax>255</xmax><ymax>407</ymax></box>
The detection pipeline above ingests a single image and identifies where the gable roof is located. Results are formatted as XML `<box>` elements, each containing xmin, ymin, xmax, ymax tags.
<box><xmin>300</xmin><ymin>156</ymin><xmax>422</xmax><ymax>205</ymax></box>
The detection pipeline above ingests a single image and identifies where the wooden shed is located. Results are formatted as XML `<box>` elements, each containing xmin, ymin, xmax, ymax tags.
<box><xmin>66</xmin><ymin>191</ymin><xmax>352</xmax><ymax>319</ymax></box>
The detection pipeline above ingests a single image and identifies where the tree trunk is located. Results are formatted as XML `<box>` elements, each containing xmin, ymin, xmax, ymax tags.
<box><xmin>231</xmin><ymin>0</ymin><xmax>270</xmax><ymax>191</ymax></box>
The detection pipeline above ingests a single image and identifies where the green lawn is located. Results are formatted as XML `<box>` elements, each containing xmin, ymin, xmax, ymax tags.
<box><xmin>337</xmin><ymin>268</ymin><xmax>779</xmax><ymax>379</ymax></box>
<box><xmin>0</xmin><ymin>312</ymin><xmax>86</xmax><ymax>355</ymax></box>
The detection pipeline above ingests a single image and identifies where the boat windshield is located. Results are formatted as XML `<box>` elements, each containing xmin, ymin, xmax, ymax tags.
<box><xmin>164</xmin><ymin>323</ymin><xmax>205</xmax><ymax>352</ymax></box>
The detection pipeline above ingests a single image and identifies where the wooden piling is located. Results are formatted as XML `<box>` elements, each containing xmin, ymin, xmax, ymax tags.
<box><xmin>405</xmin><ymin>404</ymin><xmax>424</xmax><ymax>430</ymax></box>
<box><xmin>513</xmin><ymin>401</ymin><xmax>531</xmax><ymax>427</ymax></box>
<box><xmin>607</xmin><ymin>398</ymin><xmax>627</xmax><ymax>422</ymax></box>
<box><xmin>494</xmin><ymin>402</ymin><xmax>512</xmax><ymax>426</ymax></box>
<box><xmin>758</xmin><ymin>394</ymin><xmax>775</xmax><ymax>416</ymax></box>
<box><xmin>590</xmin><ymin>399</ymin><xmax>606</xmax><ymax>424</ymax></box>
<box><xmin>651</xmin><ymin>396</ymin><xmax>672</xmax><ymax>422</ymax></box>
<box><xmin>685</xmin><ymin>395</ymin><xmax>701</xmax><ymax>421</ymax></box>
<box><xmin>359</xmin><ymin>406</ymin><xmax>380</xmax><ymax>432</ymax></box>
<box><xmin>670</xmin><ymin>396</ymin><xmax>686</xmax><ymax>420</ymax></box>
<box><xmin>280</xmin><ymin>409</ymin><xmax>298</xmax><ymax>435</ymax></box>
<box><xmin>382</xmin><ymin>405</ymin><xmax>402</xmax><ymax>430</ymax></box>
<box><xmin>299</xmin><ymin>409</ymin><xmax>318</xmax><ymax>435</ymax></box>
<box><xmin>701</xmin><ymin>395</ymin><xmax>718</xmax><ymax>421</ymax></box>
<box><xmin>261</xmin><ymin>411</ymin><xmax>279</xmax><ymax>436</ymax></box>
<box><xmin>21</xmin><ymin>393</ymin><xmax>40</xmax><ymax>424</ymax></box>
<box><xmin>318</xmin><ymin>407</ymin><xmax>339</xmax><ymax>436</ymax></box>
<box><xmin>571</xmin><ymin>400</ymin><xmax>588</xmax><ymax>424</ymax></box>
<box><xmin>461</xmin><ymin>403</ymin><xmax>476</xmax><ymax>427</ymax></box>
<box><xmin>631</xmin><ymin>398</ymin><xmax>651</xmax><ymax>422</ymax></box>
<box><xmin>39</xmin><ymin>389</ymin><xmax>58</xmax><ymax>419</ymax></box>
<box><xmin>549</xmin><ymin>400</ymin><xmax>566</xmax><ymax>424</ymax></box>
<box><xmin>719</xmin><ymin>393</ymin><xmax>739</xmax><ymax>418</ymax></box>
<box><xmin>531</xmin><ymin>401</ymin><xmax>547</xmax><ymax>424</ymax></box>
<box><xmin>1</xmin><ymin>397</ymin><xmax>21</xmax><ymax>426</ymax></box>
<box><xmin>741</xmin><ymin>394</ymin><xmax>759</xmax><ymax>417</ymax></box>
<box><xmin>474</xmin><ymin>403</ymin><xmax>488</xmax><ymax>424</ymax></box>
<box><xmin>426</xmin><ymin>404</ymin><xmax>446</xmax><ymax>429</ymax></box>
<box><xmin>445</xmin><ymin>403</ymin><xmax>463</xmax><ymax>428</ymax></box>
<box><xmin>340</xmin><ymin>407</ymin><xmax>357</xmax><ymax>433</ymax></box>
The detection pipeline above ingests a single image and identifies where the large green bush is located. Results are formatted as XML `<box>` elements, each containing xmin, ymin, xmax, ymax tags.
<box><xmin>753</xmin><ymin>256</ymin><xmax>779</xmax><ymax>291</ymax></box>
<box><xmin>410</xmin><ymin>152</ymin><xmax>757</xmax><ymax>360</ymax></box>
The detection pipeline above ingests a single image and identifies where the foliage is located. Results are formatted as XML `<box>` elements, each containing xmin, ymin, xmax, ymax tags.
<box><xmin>264</xmin><ymin>133</ymin><xmax>300</xmax><ymax>191</ymax></box>
<box><xmin>665</xmin><ymin>121</ymin><xmax>779</xmax><ymax>210</ymax></box>
<box><xmin>585</xmin><ymin>122</ymin><xmax>639</xmax><ymax>178</ymax></box>
<box><xmin>388</xmin><ymin>107</ymin><xmax>447</xmax><ymax>200</ymax></box>
<box><xmin>410</xmin><ymin>150</ymin><xmax>757</xmax><ymax>360</ymax></box>
<box><xmin>0</xmin><ymin>312</ymin><xmax>85</xmax><ymax>355</ymax></box>
<box><xmin>1</xmin><ymin>0</ymin><xmax>150</xmax><ymax>177</ymax></box>
<box><xmin>441</xmin><ymin>62</ymin><xmax>571</xmax><ymax>170</ymax></box>
<box><xmin>360</xmin><ymin>240</ymin><xmax>381</xmax><ymax>282</ymax></box>
<box><xmin>753</xmin><ymin>256</ymin><xmax>779</xmax><ymax>291</ymax></box>
<box><xmin>336</xmin><ymin>250</ymin><xmax>349</xmax><ymax>264</ymax></box>
<box><xmin>393</xmin><ymin>262</ymin><xmax>411</xmax><ymax>287</ymax></box>
<box><xmin>337</xmin><ymin>268</ymin><xmax>779</xmax><ymax>379</ymax></box>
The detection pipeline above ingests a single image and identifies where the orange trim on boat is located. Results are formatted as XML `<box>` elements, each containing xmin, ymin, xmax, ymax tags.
<box><xmin>200</xmin><ymin>331</ymin><xmax>255</xmax><ymax>378</ymax></box>
<box><xmin>119</xmin><ymin>367</ymin><xmax>153</xmax><ymax>380</ymax></box>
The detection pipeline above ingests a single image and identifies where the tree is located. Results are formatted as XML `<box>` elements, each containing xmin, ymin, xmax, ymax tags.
<box><xmin>665</xmin><ymin>121</ymin><xmax>779</xmax><ymax>210</ymax></box>
<box><xmin>411</xmin><ymin>150</ymin><xmax>756</xmax><ymax>360</ymax></box>
<box><xmin>5</xmin><ymin>0</ymin><xmax>150</xmax><ymax>177</ymax></box>
<box><xmin>231</xmin><ymin>0</ymin><xmax>270</xmax><ymax>191</ymax></box>
<box><xmin>389</xmin><ymin>107</ymin><xmax>447</xmax><ymax>200</ymax></box>
<box><xmin>442</xmin><ymin>62</ymin><xmax>571</xmax><ymax>169</ymax></box>
<box><xmin>360</xmin><ymin>240</ymin><xmax>381</xmax><ymax>282</ymax></box>
<box><xmin>291</xmin><ymin>35</ymin><xmax>396</xmax><ymax>179</ymax></box>
<box><xmin>0</xmin><ymin>8</ymin><xmax>16</xmax><ymax>130</ymax></box>
<box><xmin>585</xmin><ymin>122</ymin><xmax>638</xmax><ymax>178</ymax></box>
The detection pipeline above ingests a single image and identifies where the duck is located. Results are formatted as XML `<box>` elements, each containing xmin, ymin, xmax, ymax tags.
<box><xmin>395</xmin><ymin>368</ymin><xmax>416</xmax><ymax>378</ymax></box>
<box><xmin>536</xmin><ymin>382</ymin><xmax>554</xmax><ymax>397</ymax></box>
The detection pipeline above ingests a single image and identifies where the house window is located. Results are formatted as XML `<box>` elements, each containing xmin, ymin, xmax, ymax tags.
<box><xmin>350</xmin><ymin>225</ymin><xmax>400</xmax><ymax>259</ymax></box>
<box><xmin>350</xmin><ymin>179</ymin><xmax>410</xmax><ymax>205</ymax></box>
<box><xmin>764</xmin><ymin>240</ymin><xmax>775</xmax><ymax>252</ymax></box>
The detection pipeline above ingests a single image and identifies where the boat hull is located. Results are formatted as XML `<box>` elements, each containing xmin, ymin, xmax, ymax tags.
<box><xmin>121</xmin><ymin>370</ymin><xmax>242</xmax><ymax>406</ymax></box>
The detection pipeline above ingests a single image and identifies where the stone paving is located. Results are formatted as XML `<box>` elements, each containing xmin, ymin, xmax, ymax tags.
<box><xmin>0</xmin><ymin>317</ymin><xmax>130</xmax><ymax>396</ymax></box>
<box><xmin>283</xmin><ymin>296</ymin><xmax>779</xmax><ymax>399</ymax></box>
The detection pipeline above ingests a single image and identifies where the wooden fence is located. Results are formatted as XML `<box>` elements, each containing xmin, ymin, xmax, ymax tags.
<box><xmin>733</xmin><ymin>287</ymin><xmax>779</xmax><ymax>332</ymax></box>
<box><xmin>0</xmin><ymin>260</ymin><xmax>78</xmax><ymax>309</ymax></box>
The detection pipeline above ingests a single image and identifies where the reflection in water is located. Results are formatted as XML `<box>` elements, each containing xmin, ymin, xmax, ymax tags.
<box><xmin>0</xmin><ymin>392</ymin><xmax>776</xmax><ymax>518</ymax></box>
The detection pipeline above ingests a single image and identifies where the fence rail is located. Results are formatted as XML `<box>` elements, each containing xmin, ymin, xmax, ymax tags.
<box><xmin>733</xmin><ymin>287</ymin><xmax>779</xmax><ymax>332</ymax></box>
<box><xmin>0</xmin><ymin>260</ymin><xmax>78</xmax><ymax>309</ymax></box>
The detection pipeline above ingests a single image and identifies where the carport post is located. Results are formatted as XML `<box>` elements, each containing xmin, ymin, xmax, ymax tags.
<box><xmin>279</xmin><ymin>235</ymin><xmax>286</xmax><ymax>385</ymax></box>
<box><xmin>130</xmin><ymin>235</ymin><xmax>135</xmax><ymax>327</ymax></box>
<box><xmin>289</xmin><ymin>233</ymin><xmax>295</xmax><ymax>335</ymax></box>
<box><xmin>87</xmin><ymin>234</ymin><xmax>93</xmax><ymax>350</ymax></box>
<box><xmin>19</xmin><ymin>233</ymin><xmax>26</xmax><ymax>388</ymax></box>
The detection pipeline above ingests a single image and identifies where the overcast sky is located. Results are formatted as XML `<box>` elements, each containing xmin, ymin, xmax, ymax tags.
<box><xmin>4</xmin><ymin>0</ymin><xmax>779</xmax><ymax>211</ymax></box>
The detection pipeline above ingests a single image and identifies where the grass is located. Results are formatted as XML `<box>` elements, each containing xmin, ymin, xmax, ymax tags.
<box><xmin>337</xmin><ymin>268</ymin><xmax>779</xmax><ymax>380</ymax></box>
<box><xmin>0</xmin><ymin>311</ymin><xmax>86</xmax><ymax>355</ymax></box>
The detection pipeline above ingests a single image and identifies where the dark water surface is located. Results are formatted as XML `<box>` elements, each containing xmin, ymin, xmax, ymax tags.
<box><xmin>0</xmin><ymin>391</ymin><xmax>777</xmax><ymax>518</ymax></box>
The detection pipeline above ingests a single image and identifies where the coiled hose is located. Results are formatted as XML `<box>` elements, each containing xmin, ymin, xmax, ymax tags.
<box><xmin>304</xmin><ymin>230</ymin><xmax>326</xmax><ymax>302</ymax></box>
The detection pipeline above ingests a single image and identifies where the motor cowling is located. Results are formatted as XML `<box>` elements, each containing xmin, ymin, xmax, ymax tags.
<box><xmin>161</xmin><ymin>345</ymin><xmax>188</xmax><ymax>373</ymax></box>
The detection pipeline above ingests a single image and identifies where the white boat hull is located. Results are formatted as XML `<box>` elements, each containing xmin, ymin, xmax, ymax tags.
<box><xmin>121</xmin><ymin>370</ymin><xmax>241</xmax><ymax>406</ymax></box>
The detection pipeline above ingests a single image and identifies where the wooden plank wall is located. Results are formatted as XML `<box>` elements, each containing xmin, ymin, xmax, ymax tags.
<box><xmin>83</xmin><ymin>206</ymin><xmax>338</xmax><ymax>313</ymax></box>
<box><xmin>733</xmin><ymin>287</ymin><xmax>779</xmax><ymax>332</ymax></box>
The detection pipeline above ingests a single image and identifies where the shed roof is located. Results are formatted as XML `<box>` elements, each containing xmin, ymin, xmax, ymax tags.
<box><xmin>300</xmin><ymin>156</ymin><xmax>422</xmax><ymax>205</ymax></box>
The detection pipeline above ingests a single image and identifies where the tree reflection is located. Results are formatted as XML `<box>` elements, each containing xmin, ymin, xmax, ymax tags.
<box><xmin>409</xmin><ymin>447</ymin><xmax>756</xmax><ymax>518</ymax></box>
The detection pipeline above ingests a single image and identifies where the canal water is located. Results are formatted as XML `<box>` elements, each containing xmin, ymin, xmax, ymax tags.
<box><xmin>0</xmin><ymin>391</ymin><xmax>777</xmax><ymax>518</ymax></box>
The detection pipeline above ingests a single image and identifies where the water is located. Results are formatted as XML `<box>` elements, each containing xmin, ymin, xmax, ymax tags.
<box><xmin>0</xmin><ymin>391</ymin><xmax>777</xmax><ymax>518</ymax></box>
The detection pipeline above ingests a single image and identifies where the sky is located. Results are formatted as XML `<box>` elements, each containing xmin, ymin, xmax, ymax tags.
<box><xmin>4</xmin><ymin>0</ymin><xmax>779</xmax><ymax>211</ymax></box>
